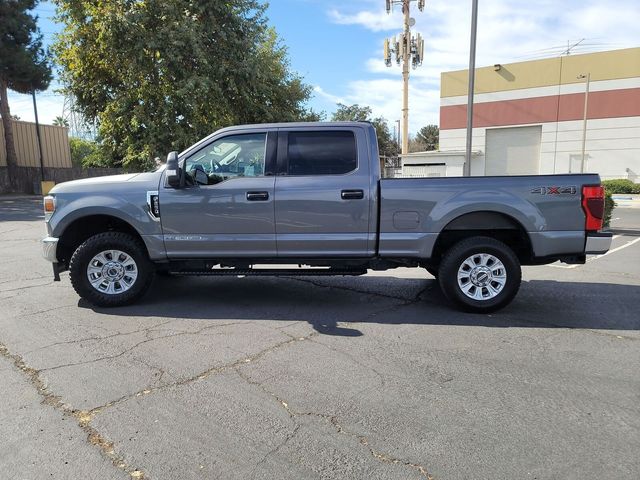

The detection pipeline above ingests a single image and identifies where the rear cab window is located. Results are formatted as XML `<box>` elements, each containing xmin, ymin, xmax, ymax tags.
<box><xmin>286</xmin><ymin>131</ymin><xmax>357</xmax><ymax>176</ymax></box>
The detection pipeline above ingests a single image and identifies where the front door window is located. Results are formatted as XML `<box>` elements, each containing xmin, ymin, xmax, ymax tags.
<box><xmin>185</xmin><ymin>133</ymin><xmax>267</xmax><ymax>185</ymax></box>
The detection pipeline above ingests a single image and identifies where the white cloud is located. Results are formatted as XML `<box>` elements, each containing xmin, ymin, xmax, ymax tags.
<box><xmin>313</xmin><ymin>85</ymin><xmax>346</xmax><ymax>105</ymax></box>
<box><xmin>324</xmin><ymin>0</ymin><xmax>640</xmax><ymax>132</ymax></box>
<box><xmin>328</xmin><ymin>8</ymin><xmax>401</xmax><ymax>32</ymax></box>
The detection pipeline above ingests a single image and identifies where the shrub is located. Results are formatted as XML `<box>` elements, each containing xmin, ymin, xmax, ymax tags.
<box><xmin>603</xmin><ymin>190</ymin><xmax>615</xmax><ymax>228</ymax></box>
<box><xmin>69</xmin><ymin>137</ymin><xmax>110</xmax><ymax>168</ymax></box>
<box><xmin>602</xmin><ymin>179</ymin><xmax>640</xmax><ymax>194</ymax></box>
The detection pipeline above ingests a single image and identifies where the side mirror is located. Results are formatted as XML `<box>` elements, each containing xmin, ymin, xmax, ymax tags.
<box><xmin>166</xmin><ymin>151</ymin><xmax>181</xmax><ymax>188</ymax></box>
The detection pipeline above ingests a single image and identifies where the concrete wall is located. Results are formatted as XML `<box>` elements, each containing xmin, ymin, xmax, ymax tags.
<box><xmin>440</xmin><ymin>117</ymin><xmax>640</xmax><ymax>179</ymax></box>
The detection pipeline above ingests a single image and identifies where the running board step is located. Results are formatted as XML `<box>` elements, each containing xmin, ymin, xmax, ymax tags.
<box><xmin>170</xmin><ymin>268</ymin><xmax>367</xmax><ymax>277</ymax></box>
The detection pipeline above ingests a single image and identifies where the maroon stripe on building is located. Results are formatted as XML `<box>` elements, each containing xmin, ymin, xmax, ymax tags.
<box><xmin>440</xmin><ymin>87</ymin><xmax>640</xmax><ymax>130</ymax></box>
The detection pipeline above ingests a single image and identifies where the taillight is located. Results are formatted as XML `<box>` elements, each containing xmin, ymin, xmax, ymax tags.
<box><xmin>582</xmin><ymin>186</ymin><xmax>604</xmax><ymax>231</ymax></box>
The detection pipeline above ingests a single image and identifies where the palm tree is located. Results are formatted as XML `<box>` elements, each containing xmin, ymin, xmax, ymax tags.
<box><xmin>52</xmin><ymin>116</ymin><xmax>69</xmax><ymax>127</ymax></box>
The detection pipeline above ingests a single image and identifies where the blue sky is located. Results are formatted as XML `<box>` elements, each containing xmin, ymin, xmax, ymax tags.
<box><xmin>8</xmin><ymin>0</ymin><xmax>640</xmax><ymax>135</ymax></box>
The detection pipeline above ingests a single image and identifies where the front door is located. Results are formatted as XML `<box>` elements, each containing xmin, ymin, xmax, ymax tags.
<box><xmin>274</xmin><ymin>128</ymin><xmax>373</xmax><ymax>257</ymax></box>
<box><xmin>160</xmin><ymin>131</ymin><xmax>277</xmax><ymax>257</ymax></box>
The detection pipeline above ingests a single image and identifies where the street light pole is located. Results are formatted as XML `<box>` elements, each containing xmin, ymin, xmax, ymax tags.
<box><xmin>464</xmin><ymin>0</ymin><xmax>478</xmax><ymax>177</ymax></box>
<box><xmin>578</xmin><ymin>72</ymin><xmax>591</xmax><ymax>173</ymax></box>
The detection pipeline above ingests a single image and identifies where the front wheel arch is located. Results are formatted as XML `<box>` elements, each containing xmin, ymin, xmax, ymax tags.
<box><xmin>57</xmin><ymin>214</ymin><xmax>148</xmax><ymax>268</ymax></box>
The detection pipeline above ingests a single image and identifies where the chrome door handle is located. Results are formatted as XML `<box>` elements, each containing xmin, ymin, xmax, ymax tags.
<box><xmin>246</xmin><ymin>191</ymin><xmax>269</xmax><ymax>201</ymax></box>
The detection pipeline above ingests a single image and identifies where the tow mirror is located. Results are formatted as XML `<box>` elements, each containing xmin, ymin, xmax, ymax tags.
<box><xmin>166</xmin><ymin>151</ymin><xmax>181</xmax><ymax>188</ymax></box>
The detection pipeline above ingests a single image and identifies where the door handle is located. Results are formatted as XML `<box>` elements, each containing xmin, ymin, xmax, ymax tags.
<box><xmin>341</xmin><ymin>189</ymin><xmax>364</xmax><ymax>200</ymax></box>
<box><xmin>246</xmin><ymin>191</ymin><xmax>269</xmax><ymax>201</ymax></box>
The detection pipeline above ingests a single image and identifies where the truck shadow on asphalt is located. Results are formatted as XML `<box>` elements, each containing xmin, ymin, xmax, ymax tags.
<box><xmin>0</xmin><ymin>197</ymin><xmax>44</xmax><ymax>222</ymax></box>
<box><xmin>80</xmin><ymin>275</ymin><xmax>640</xmax><ymax>336</ymax></box>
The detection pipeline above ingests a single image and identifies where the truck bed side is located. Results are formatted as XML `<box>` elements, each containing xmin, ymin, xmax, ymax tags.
<box><xmin>378</xmin><ymin>174</ymin><xmax>600</xmax><ymax>261</ymax></box>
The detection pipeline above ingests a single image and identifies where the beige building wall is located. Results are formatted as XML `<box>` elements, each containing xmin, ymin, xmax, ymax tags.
<box><xmin>0</xmin><ymin>120</ymin><xmax>73</xmax><ymax>168</ymax></box>
<box><xmin>439</xmin><ymin>48</ymin><xmax>640</xmax><ymax>180</ymax></box>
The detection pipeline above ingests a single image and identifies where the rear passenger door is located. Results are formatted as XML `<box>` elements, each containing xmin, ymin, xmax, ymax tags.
<box><xmin>274</xmin><ymin>127</ymin><xmax>373</xmax><ymax>257</ymax></box>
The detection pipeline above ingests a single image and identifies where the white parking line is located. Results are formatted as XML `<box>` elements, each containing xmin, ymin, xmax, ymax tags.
<box><xmin>547</xmin><ymin>235</ymin><xmax>640</xmax><ymax>269</ymax></box>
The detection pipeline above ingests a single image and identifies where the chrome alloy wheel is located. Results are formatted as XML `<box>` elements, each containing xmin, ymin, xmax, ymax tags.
<box><xmin>457</xmin><ymin>253</ymin><xmax>507</xmax><ymax>301</ymax></box>
<box><xmin>86</xmin><ymin>250</ymin><xmax>138</xmax><ymax>295</ymax></box>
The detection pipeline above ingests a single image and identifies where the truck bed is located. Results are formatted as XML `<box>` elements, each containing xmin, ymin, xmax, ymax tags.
<box><xmin>378</xmin><ymin>174</ymin><xmax>601</xmax><ymax>260</ymax></box>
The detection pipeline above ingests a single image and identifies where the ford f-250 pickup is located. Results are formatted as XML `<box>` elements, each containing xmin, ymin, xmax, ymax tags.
<box><xmin>42</xmin><ymin>122</ymin><xmax>611</xmax><ymax>312</ymax></box>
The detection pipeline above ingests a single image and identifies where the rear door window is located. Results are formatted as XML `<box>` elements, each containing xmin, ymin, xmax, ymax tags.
<box><xmin>287</xmin><ymin>131</ymin><xmax>357</xmax><ymax>176</ymax></box>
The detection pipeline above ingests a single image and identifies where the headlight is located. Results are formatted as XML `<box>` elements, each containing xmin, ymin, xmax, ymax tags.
<box><xmin>44</xmin><ymin>195</ymin><xmax>56</xmax><ymax>221</ymax></box>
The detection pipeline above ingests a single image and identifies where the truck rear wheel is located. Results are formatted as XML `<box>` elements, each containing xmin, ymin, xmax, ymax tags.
<box><xmin>438</xmin><ymin>236</ymin><xmax>521</xmax><ymax>313</ymax></box>
<box><xmin>69</xmin><ymin>232</ymin><xmax>154</xmax><ymax>307</ymax></box>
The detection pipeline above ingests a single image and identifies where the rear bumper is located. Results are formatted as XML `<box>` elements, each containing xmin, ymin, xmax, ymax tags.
<box><xmin>42</xmin><ymin>236</ymin><xmax>59</xmax><ymax>263</ymax></box>
<box><xmin>585</xmin><ymin>232</ymin><xmax>612</xmax><ymax>254</ymax></box>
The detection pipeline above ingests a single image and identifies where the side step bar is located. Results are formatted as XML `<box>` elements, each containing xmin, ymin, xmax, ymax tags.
<box><xmin>170</xmin><ymin>268</ymin><xmax>367</xmax><ymax>277</ymax></box>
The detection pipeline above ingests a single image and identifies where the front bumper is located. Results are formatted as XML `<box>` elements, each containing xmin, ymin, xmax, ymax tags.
<box><xmin>42</xmin><ymin>236</ymin><xmax>59</xmax><ymax>263</ymax></box>
<box><xmin>585</xmin><ymin>232</ymin><xmax>612</xmax><ymax>255</ymax></box>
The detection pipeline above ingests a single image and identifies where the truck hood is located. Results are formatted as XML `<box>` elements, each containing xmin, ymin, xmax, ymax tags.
<box><xmin>49</xmin><ymin>171</ymin><xmax>162</xmax><ymax>194</ymax></box>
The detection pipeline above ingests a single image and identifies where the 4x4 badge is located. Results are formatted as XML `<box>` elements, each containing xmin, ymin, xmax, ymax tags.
<box><xmin>531</xmin><ymin>186</ymin><xmax>577</xmax><ymax>195</ymax></box>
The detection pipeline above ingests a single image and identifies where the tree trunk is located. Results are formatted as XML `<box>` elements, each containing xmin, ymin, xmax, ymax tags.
<box><xmin>0</xmin><ymin>79</ymin><xmax>20</xmax><ymax>188</ymax></box>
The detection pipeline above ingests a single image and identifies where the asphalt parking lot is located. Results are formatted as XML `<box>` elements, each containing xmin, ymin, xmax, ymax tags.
<box><xmin>0</xmin><ymin>196</ymin><xmax>638</xmax><ymax>480</ymax></box>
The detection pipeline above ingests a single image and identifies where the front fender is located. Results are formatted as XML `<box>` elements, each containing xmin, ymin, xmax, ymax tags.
<box><xmin>48</xmin><ymin>191</ymin><xmax>167</xmax><ymax>262</ymax></box>
<box><xmin>50</xmin><ymin>194</ymin><xmax>160</xmax><ymax>238</ymax></box>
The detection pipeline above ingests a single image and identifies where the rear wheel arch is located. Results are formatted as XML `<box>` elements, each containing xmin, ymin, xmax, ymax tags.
<box><xmin>430</xmin><ymin>211</ymin><xmax>533</xmax><ymax>266</ymax></box>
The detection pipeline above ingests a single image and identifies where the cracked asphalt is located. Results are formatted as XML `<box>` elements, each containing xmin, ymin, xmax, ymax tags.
<box><xmin>0</xmin><ymin>196</ymin><xmax>638</xmax><ymax>480</ymax></box>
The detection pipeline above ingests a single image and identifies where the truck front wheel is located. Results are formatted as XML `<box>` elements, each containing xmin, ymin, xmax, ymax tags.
<box><xmin>438</xmin><ymin>236</ymin><xmax>521</xmax><ymax>313</ymax></box>
<box><xmin>69</xmin><ymin>232</ymin><xmax>154</xmax><ymax>307</ymax></box>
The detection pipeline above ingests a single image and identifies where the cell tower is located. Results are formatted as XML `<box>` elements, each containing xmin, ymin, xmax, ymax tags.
<box><xmin>383</xmin><ymin>0</ymin><xmax>425</xmax><ymax>155</ymax></box>
<box><xmin>62</xmin><ymin>90</ymin><xmax>97</xmax><ymax>140</ymax></box>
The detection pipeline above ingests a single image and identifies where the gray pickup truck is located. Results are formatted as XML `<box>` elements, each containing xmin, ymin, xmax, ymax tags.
<box><xmin>42</xmin><ymin>122</ymin><xmax>611</xmax><ymax>312</ymax></box>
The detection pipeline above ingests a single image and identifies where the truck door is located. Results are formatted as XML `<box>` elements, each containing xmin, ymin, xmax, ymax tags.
<box><xmin>274</xmin><ymin>127</ymin><xmax>374</xmax><ymax>257</ymax></box>
<box><xmin>160</xmin><ymin>131</ymin><xmax>277</xmax><ymax>257</ymax></box>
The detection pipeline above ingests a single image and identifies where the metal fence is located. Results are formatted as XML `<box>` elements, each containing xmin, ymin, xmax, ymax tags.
<box><xmin>0</xmin><ymin>120</ymin><xmax>72</xmax><ymax>168</ymax></box>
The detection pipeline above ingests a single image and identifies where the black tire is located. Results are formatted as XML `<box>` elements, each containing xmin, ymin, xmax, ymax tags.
<box><xmin>69</xmin><ymin>232</ymin><xmax>154</xmax><ymax>307</ymax></box>
<box><xmin>438</xmin><ymin>236</ymin><xmax>521</xmax><ymax>313</ymax></box>
<box><xmin>426</xmin><ymin>267</ymin><xmax>439</xmax><ymax>278</ymax></box>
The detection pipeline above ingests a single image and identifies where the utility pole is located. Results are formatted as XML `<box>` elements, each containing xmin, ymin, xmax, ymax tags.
<box><xmin>463</xmin><ymin>0</ymin><xmax>478</xmax><ymax>177</ymax></box>
<box><xmin>384</xmin><ymin>0</ymin><xmax>425</xmax><ymax>155</ymax></box>
<box><xmin>401</xmin><ymin>1</ymin><xmax>410</xmax><ymax>155</ymax></box>
<box><xmin>578</xmin><ymin>72</ymin><xmax>591</xmax><ymax>172</ymax></box>
<box><xmin>32</xmin><ymin>90</ymin><xmax>45</xmax><ymax>183</ymax></box>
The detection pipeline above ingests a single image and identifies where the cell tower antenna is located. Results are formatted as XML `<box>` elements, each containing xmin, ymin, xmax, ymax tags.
<box><xmin>383</xmin><ymin>1</ymin><xmax>426</xmax><ymax>155</ymax></box>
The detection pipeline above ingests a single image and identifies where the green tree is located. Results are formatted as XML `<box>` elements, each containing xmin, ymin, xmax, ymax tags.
<box><xmin>331</xmin><ymin>103</ymin><xmax>399</xmax><ymax>157</ymax></box>
<box><xmin>0</xmin><ymin>0</ymin><xmax>52</xmax><ymax>179</ymax></box>
<box><xmin>411</xmin><ymin>124</ymin><xmax>439</xmax><ymax>152</ymax></box>
<box><xmin>53</xmin><ymin>0</ymin><xmax>319</xmax><ymax>170</ymax></box>
<box><xmin>69</xmin><ymin>137</ymin><xmax>105</xmax><ymax>167</ymax></box>
<box><xmin>52</xmin><ymin>116</ymin><xmax>69</xmax><ymax>127</ymax></box>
